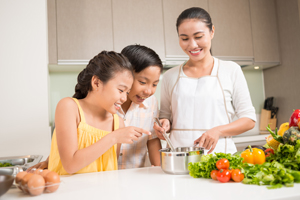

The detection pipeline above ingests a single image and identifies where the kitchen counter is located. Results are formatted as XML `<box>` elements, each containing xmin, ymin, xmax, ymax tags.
<box><xmin>3</xmin><ymin>167</ymin><xmax>300</xmax><ymax>200</ymax></box>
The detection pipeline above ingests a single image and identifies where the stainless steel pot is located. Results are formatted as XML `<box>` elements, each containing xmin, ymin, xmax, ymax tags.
<box><xmin>159</xmin><ymin>147</ymin><xmax>204</xmax><ymax>175</ymax></box>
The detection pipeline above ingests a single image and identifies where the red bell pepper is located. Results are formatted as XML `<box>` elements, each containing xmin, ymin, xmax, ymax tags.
<box><xmin>289</xmin><ymin>109</ymin><xmax>300</xmax><ymax>127</ymax></box>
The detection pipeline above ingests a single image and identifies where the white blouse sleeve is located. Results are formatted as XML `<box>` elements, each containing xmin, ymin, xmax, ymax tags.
<box><xmin>159</xmin><ymin>66</ymin><xmax>179</xmax><ymax>123</ymax></box>
<box><xmin>231</xmin><ymin>64</ymin><xmax>257</xmax><ymax>122</ymax></box>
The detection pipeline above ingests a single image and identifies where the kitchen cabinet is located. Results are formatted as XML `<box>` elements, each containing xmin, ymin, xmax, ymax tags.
<box><xmin>249</xmin><ymin>0</ymin><xmax>280</xmax><ymax>63</ymax></box>
<box><xmin>56</xmin><ymin>0</ymin><xmax>114</xmax><ymax>62</ymax></box>
<box><xmin>48</xmin><ymin>0</ymin><xmax>57</xmax><ymax>64</ymax></box>
<box><xmin>208</xmin><ymin>0</ymin><xmax>253</xmax><ymax>58</ymax></box>
<box><xmin>112</xmin><ymin>0</ymin><xmax>165</xmax><ymax>61</ymax></box>
<box><xmin>162</xmin><ymin>0</ymin><xmax>209</xmax><ymax>57</ymax></box>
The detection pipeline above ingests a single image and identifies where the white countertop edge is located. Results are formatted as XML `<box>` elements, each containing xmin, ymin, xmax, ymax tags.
<box><xmin>232</xmin><ymin>134</ymin><xmax>267</xmax><ymax>143</ymax></box>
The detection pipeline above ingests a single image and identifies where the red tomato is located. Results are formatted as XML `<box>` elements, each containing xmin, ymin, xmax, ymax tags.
<box><xmin>216</xmin><ymin>158</ymin><xmax>230</xmax><ymax>170</ymax></box>
<box><xmin>217</xmin><ymin>169</ymin><xmax>231</xmax><ymax>183</ymax></box>
<box><xmin>231</xmin><ymin>169</ymin><xmax>244</xmax><ymax>182</ymax></box>
<box><xmin>228</xmin><ymin>168</ymin><xmax>233</xmax><ymax>179</ymax></box>
<box><xmin>210</xmin><ymin>170</ymin><xmax>218</xmax><ymax>180</ymax></box>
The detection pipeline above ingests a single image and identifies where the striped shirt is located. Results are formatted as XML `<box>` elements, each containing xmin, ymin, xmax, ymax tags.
<box><xmin>117</xmin><ymin>95</ymin><xmax>159</xmax><ymax>169</ymax></box>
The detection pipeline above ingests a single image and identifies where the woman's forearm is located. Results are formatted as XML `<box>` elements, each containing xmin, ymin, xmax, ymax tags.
<box><xmin>218</xmin><ymin>117</ymin><xmax>255</xmax><ymax>137</ymax></box>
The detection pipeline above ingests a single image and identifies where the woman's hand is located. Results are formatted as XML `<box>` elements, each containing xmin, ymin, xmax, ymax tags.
<box><xmin>153</xmin><ymin>119</ymin><xmax>171</xmax><ymax>140</ymax></box>
<box><xmin>26</xmin><ymin>157</ymin><xmax>49</xmax><ymax>172</ymax></box>
<box><xmin>194</xmin><ymin>128</ymin><xmax>222</xmax><ymax>154</ymax></box>
<box><xmin>113</xmin><ymin>126</ymin><xmax>151</xmax><ymax>144</ymax></box>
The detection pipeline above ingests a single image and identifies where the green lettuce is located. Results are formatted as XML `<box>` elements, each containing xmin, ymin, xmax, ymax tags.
<box><xmin>188</xmin><ymin>152</ymin><xmax>243</xmax><ymax>178</ymax></box>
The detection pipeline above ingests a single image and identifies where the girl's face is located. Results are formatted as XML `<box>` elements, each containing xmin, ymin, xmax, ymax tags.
<box><xmin>98</xmin><ymin>70</ymin><xmax>133</xmax><ymax>114</ymax></box>
<box><xmin>178</xmin><ymin>19</ymin><xmax>214</xmax><ymax>62</ymax></box>
<box><xmin>128</xmin><ymin>66</ymin><xmax>161</xmax><ymax>104</ymax></box>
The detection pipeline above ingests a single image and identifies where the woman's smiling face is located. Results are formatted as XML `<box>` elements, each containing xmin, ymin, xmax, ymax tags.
<box><xmin>178</xmin><ymin>19</ymin><xmax>214</xmax><ymax>62</ymax></box>
<box><xmin>127</xmin><ymin>66</ymin><xmax>161</xmax><ymax>104</ymax></box>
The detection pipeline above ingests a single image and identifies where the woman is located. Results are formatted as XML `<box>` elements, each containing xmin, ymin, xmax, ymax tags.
<box><xmin>154</xmin><ymin>7</ymin><xmax>256</xmax><ymax>154</ymax></box>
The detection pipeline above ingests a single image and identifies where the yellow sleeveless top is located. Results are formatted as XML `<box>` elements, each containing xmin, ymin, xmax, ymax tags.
<box><xmin>48</xmin><ymin>98</ymin><xmax>118</xmax><ymax>175</ymax></box>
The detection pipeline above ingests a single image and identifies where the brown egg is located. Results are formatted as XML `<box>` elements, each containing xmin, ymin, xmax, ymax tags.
<box><xmin>34</xmin><ymin>169</ymin><xmax>43</xmax><ymax>174</ymax></box>
<box><xmin>39</xmin><ymin>169</ymin><xmax>50</xmax><ymax>178</ymax></box>
<box><xmin>27</xmin><ymin>174</ymin><xmax>45</xmax><ymax>196</ymax></box>
<box><xmin>44</xmin><ymin>171</ymin><xmax>60</xmax><ymax>193</ymax></box>
<box><xmin>21</xmin><ymin>173</ymin><xmax>34</xmax><ymax>193</ymax></box>
<box><xmin>15</xmin><ymin>171</ymin><xmax>27</xmax><ymax>191</ymax></box>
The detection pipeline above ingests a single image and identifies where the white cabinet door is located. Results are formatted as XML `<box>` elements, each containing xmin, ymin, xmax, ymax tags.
<box><xmin>250</xmin><ymin>0</ymin><xmax>280</xmax><ymax>63</ymax></box>
<box><xmin>208</xmin><ymin>0</ymin><xmax>253</xmax><ymax>58</ymax></box>
<box><xmin>112</xmin><ymin>0</ymin><xmax>165</xmax><ymax>61</ymax></box>
<box><xmin>56</xmin><ymin>0</ymin><xmax>114</xmax><ymax>61</ymax></box>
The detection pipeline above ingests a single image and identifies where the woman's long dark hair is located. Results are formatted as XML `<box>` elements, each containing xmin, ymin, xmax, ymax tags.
<box><xmin>121</xmin><ymin>44</ymin><xmax>163</xmax><ymax>73</ymax></box>
<box><xmin>176</xmin><ymin>7</ymin><xmax>213</xmax><ymax>32</ymax></box>
<box><xmin>73</xmin><ymin>51</ymin><xmax>133</xmax><ymax>99</ymax></box>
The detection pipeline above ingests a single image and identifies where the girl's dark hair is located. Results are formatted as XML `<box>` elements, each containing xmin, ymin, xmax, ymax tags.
<box><xmin>121</xmin><ymin>44</ymin><xmax>163</xmax><ymax>73</ymax></box>
<box><xmin>176</xmin><ymin>7</ymin><xmax>213</xmax><ymax>33</ymax></box>
<box><xmin>73</xmin><ymin>51</ymin><xmax>133</xmax><ymax>99</ymax></box>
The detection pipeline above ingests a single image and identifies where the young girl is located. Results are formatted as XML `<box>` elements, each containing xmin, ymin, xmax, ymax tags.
<box><xmin>47</xmin><ymin>51</ymin><xmax>150</xmax><ymax>175</ymax></box>
<box><xmin>154</xmin><ymin>7</ymin><xmax>256</xmax><ymax>154</ymax></box>
<box><xmin>117</xmin><ymin>44</ymin><xmax>163</xmax><ymax>169</ymax></box>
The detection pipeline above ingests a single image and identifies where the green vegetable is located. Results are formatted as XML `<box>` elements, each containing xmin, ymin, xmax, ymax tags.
<box><xmin>188</xmin><ymin>152</ymin><xmax>244</xmax><ymax>179</ymax></box>
<box><xmin>267</xmin><ymin>125</ymin><xmax>284</xmax><ymax>143</ymax></box>
<box><xmin>242</xmin><ymin>161</ymin><xmax>300</xmax><ymax>189</ymax></box>
<box><xmin>283</xmin><ymin>127</ymin><xmax>300</xmax><ymax>145</ymax></box>
<box><xmin>266</xmin><ymin>140</ymin><xmax>300</xmax><ymax>170</ymax></box>
<box><xmin>0</xmin><ymin>162</ymin><xmax>13</xmax><ymax>167</ymax></box>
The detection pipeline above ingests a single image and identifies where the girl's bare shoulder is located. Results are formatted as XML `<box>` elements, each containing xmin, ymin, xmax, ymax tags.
<box><xmin>56</xmin><ymin>97</ymin><xmax>78</xmax><ymax>113</ymax></box>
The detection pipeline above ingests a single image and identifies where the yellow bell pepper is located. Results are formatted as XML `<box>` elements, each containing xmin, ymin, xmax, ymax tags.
<box><xmin>241</xmin><ymin>145</ymin><xmax>265</xmax><ymax>164</ymax></box>
<box><xmin>278</xmin><ymin>122</ymin><xmax>289</xmax><ymax>136</ymax></box>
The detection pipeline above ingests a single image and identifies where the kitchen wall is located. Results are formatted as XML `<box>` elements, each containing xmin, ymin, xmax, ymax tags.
<box><xmin>49</xmin><ymin>69</ymin><xmax>265</xmax><ymax>128</ymax></box>
<box><xmin>0</xmin><ymin>0</ymin><xmax>51</xmax><ymax>159</ymax></box>
<box><xmin>263</xmin><ymin>0</ymin><xmax>300</xmax><ymax>125</ymax></box>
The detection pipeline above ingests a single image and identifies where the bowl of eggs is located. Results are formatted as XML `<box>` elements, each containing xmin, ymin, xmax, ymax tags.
<box><xmin>0</xmin><ymin>175</ymin><xmax>14</xmax><ymax>197</ymax></box>
<box><xmin>15</xmin><ymin>169</ymin><xmax>61</xmax><ymax>196</ymax></box>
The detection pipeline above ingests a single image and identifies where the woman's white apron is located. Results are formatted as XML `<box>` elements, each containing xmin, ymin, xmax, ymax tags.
<box><xmin>169</xmin><ymin>59</ymin><xmax>237</xmax><ymax>154</ymax></box>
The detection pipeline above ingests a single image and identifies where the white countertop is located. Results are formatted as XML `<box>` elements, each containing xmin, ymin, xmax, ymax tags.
<box><xmin>3</xmin><ymin>167</ymin><xmax>300</xmax><ymax>200</ymax></box>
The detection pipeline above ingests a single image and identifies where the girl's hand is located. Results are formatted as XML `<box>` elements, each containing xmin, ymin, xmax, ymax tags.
<box><xmin>194</xmin><ymin>128</ymin><xmax>222</xmax><ymax>154</ymax></box>
<box><xmin>113</xmin><ymin>126</ymin><xmax>151</xmax><ymax>144</ymax></box>
<box><xmin>26</xmin><ymin>160</ymin><xmax>48</xmax><ymax>172</ymax></box>
<box><xmin>153</xmin><ymin>119</ymin><xmax>171</xmax><ymax>140</ymax></box>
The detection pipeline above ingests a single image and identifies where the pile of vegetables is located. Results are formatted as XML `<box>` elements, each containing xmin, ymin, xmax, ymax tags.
<box><xmin>188</xmin><ymin>109</ymin><xmax>300</xmax><ymax>189</ymax></box>
<box><xmin>266</xmin><ymin>109</ymin><xmax>300</xmax><ymax>149</ymax></box>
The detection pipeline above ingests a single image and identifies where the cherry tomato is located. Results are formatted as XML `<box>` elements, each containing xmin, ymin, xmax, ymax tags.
<box><xmin>228</xmin><ymin>168</ymin><xmax>233</xmax><ymax>179</ymax></box>
<box><xmin>216</xmin><ymin>158</ymin><xmax>230</xmax><ymax>170</ymax></box>
<box><xmin>210</xmin><ymin>170</ymin><xmax>218</xmax><ymax>180</ymax></box>
<box><xmin>231</xmin><ymin>169</ymin><xmax>244</xmax><ymax>182</ymax></box>
<box><xmin>217</xmin><ymin>169</ymin><xmax>231</xmax><ymax>183</ymax></box>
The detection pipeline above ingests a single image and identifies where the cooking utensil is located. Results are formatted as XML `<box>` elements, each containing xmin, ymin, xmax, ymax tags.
<box><xmin>155</xmin><ymin>118</ymin><xmax>175</xmax><ymax>151</ymax></box>
<box><xmin>0</xmin><ymin>175</ymin><xmax>14</xmax><ymax>197</ymax></box>
<box><xmin>159</xmin><ymin>147</ymin><xmax>204</xmax><ymax>174</ymax></box>
<box><xmin>0</xmin><ymin>155</ymin><xmax>43</xmax><ymax>176</ymax></box>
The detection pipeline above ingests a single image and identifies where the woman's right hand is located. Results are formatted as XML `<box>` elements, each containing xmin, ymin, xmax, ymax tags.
<box><xmin>113</xmin><ymin>126</ymin><xmax>151</xmax><ymax>144</ymax></box>
<box><xmin>153</xmin><ymin>119</ymin><xmax>171</xmax><ymax>140</ymax></box>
